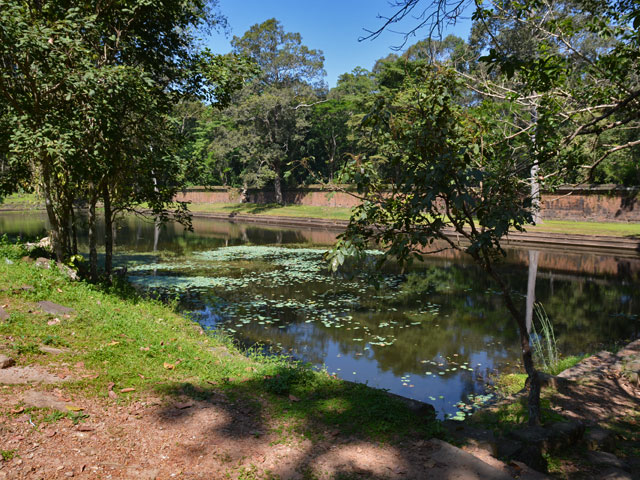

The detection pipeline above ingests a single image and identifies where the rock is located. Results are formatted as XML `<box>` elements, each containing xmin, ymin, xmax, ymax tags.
<box><xmin>39</xmin><ymin>345</ymin><xmax>68</xmax><ymax>355</ymax></box>
<box><xmin>496</xmin><ymin>437</ymin><xmax>523</xmax><ymax>460</ymax></box>
<box><xmin>0</xmin><ymin>354</ymin><xmax>16</xmax><ymax>369</ymax></box>
<box><xmin>21</xmin><ymin>390</ymin><xmax>70</xmax><ymax>411</ymax></box>
<box><xmin>586</xmin><ymin>451</ymin><xmax>630</xmax><ymax>471</ymax></box>
<box><xmin>585</xmin><ymin>427</ymin><xmax>617</xmax><ymax>452</ymax></box>
<box><xmin>513</xmin><ymin>444</ymin><xmax>548</xmax><ymax>473</ymax></box>
<box><xmin>538</xmin><ymin>372</ymin><xmax>570</xmax><ymax>389</ymax></box>
<box><xmin>620</xmin><ymin>356</ymin><xmax>640</xmax><ymax>386</ymax></box>
<box><xmin>510</xmin><ymin>426</ymin><xmax>549</xmax><ymax>446</ymax></box>
<box><xmin>57</xmin><ymin>263</ymin><xmax>79</xmax><ymax>281</ymax></box>
<box><xmin>510</xmin><ymin>422</ymin><xmax>584</xmax><ymax>455</ymax></box>
<box><xmin>34</xmin><ymin>257</ymin><xmax>51</xmax><ymax>269</ymax></box>
<box><xmin>600</xmin><ymin>468</ymin><xmax>634</xmax><ymax>480</ymax></box>
<box><xmin>443</xmin><ymin>421</ymin><xmax>498</xmax><ymax>457</ymax></box>
<box><xmin>0</xmin><ymin>306</ymin><xmax>9</xmax><ymax>321</ymax></box>
<box><xmin>38</xmin><ymin>301</ymin><xmax>74</xmax><ymax>315</ymax></box>
<box><xmin>546</xmin><ymin>421</ymin><xmax>585</xmax><ymax>452</ymax></box>
<box><xmin>0</xmin><ymin>366</ymin><xmax>66</xmax><ymax>384</ymax></box>
<box><xmin>126</xmin><ymin>467</ymin><xmax>159</xmax><ymax>480</ymax></box>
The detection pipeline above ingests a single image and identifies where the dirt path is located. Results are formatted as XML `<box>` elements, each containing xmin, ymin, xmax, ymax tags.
<box><xmin>0</xmin><ymin>366</ymin><xmax>546</xmax><ymax>480</ymax></box>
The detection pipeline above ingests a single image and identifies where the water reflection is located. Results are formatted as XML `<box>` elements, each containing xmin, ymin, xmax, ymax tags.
<box><xmin>1</xmin><ymin>211</ymin><xmax>639</xmax><ymax>418</ymax></box>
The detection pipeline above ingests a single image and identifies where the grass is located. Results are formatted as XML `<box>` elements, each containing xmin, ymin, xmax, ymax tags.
<box><xmin>493</xmin><ymin>373</ymin><xmax>528</xmax><ymax>397</ymax></box>
<box><xmin>2</xmin><ymin>192</ymin><xmax>639</xmax><ymax>236</ymax></box>
<box><xmin>0</xmin><ymin>192</ymin><xmax>39</xmax><ymax>209</ymax></box>
<box><xmin>187</xmin><ymin>202</ymin><xmax>354</xmax><ymax>221</ymax></box>
<box><xmin>187</xmin><ymin>204</ymin><xmax>640</xmax><ymax>237</ymax></box>
<box><xmin>0</xmin><ymin>255</ymin><xmax>441</xmax><ymax>446</ymax></box>
<box><xmin>530</xmin><ymin>219</ymin><xmax>640</xmax><ymax>237</ymax></box>
<box><xmin>532</xmin><ymin>303</ymin><xmax>558</xmax><ymax>373</ymax></box>
<box><xmin>1</xmin><ymin>450</ymin><xmax>17</xmax><ymax>462</ymax></box>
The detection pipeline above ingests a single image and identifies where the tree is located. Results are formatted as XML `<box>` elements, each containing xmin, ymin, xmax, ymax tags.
<box><xmin>226</xmin><ymin>19</ymin><xmax>326</xmax><ymax>203</ymax></box>
<box><xmin>332</xmin><ymin>0</ymin><xmax>640</xmax><ymax>427</ymax></box>
<box><xmin>329</xmin><ymin>66</ymin><xmax>545</xmax><ymax>423</ymax></box>
<box><xmin>0</xmin><ymin>0</ymin><xmax>253</xmax><ymax>278</ymax></box>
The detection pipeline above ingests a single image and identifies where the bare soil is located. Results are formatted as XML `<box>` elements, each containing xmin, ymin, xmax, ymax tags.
<box><xmin>0</xmin><ymin>364</ymin><xmax>543</xmax><ymax>480</ymax></box>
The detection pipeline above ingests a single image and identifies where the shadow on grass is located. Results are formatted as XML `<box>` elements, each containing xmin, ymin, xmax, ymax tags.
<box><xmin>222</xmin><ymin>203</ymin><xmax>287</xmax><ymax>217</ymax></box>
<box><xmin>151</xmin><ymin>364</ymin><xmax>443</xmax><ymax>479</ymax></box>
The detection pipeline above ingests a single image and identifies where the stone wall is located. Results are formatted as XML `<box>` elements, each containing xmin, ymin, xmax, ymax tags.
<box><xmin>176</xmin><ymin>185</ymin><xmax>640</xmax><ymax>223</ymax></box>
<box><xmin>540</xmin><ymin>186</ymin><xmax>640</xmax><ymax>222</ymax></box>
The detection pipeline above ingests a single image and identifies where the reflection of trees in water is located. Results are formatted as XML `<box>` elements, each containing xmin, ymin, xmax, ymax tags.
<box><xmin>3</xmin><ymin>213</ymin><xmax>639</xmax><ymax>361</ymax></box>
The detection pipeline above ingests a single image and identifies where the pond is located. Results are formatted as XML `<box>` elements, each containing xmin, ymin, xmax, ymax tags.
<box><xmin>2</xmin><ymin>210</ymin><xmax>639</xmax><ymax>419</ymax></box>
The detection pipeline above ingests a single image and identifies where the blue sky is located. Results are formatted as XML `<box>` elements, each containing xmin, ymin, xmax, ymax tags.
<box><xmin>206</xmin><ymin>0</ymin><xmax>472</xmax><ymax>88</ymax></box>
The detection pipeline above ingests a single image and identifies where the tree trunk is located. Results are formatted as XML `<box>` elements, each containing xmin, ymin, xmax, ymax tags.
<box><xmin>273</xmin><ymin>169</ymin><xmax>283</xmax><ymax>205</ymax></box>
<box><xmin>525</xmin><ymin>250</ymin><xmax>540</xmax><ymax>333</ymax></box>
<box><xmin>103</xmin><ymin>185</ymin><xmax>113</xmax><ymax>283</ymax></box>
<box><xmin>88</xmin><ymin>194</ymin><xmax>98</xmax><ymax>283</ymax></box>
<box><xmin>70</xmin><ymin>206</ymin><xmax>78</xmax><ymax>256</ymax></box>
<box><xmin>488</xmin><ymin>266</ymin><xmax>541</xmax><ymax>425</ymax></box>
<box><xmin>41</xmin><ymin>163</ymin><xmax>64</xmax><ymax>261</ymax></box>
<box><xmin>530</xmin><ymin>98</ymin><xmax>542</xmax><ymax>224</ymax></box>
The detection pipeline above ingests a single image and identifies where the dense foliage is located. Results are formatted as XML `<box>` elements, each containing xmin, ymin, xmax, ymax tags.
<box><xmin>181</xmin><ymin>2</ymin><xmax>638</xmax><ymax>193</ymax></box>
<box><xmin>0</xmin><ymin>0</ymin><xmax>255</xmax><ymax>276</ymax></box>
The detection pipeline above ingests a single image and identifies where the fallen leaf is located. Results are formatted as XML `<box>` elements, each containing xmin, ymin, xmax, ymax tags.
<box><xmin>120</xmin><ymin>388</ymin><xmax>135</xmax><ymax>393</ymax></box>
<box><xmin>288</xmin><ymin>394</ymin><xmax>300</xmax><ymax>402</ymax></box>
<box><xmin>57</xmin><ymin>288</ymin><xmax>63</xmax><ymax>293</ymax></box>
<box><xmin>46</xmin><ymin>431</ymin><xmax>57</xmax><ymax>437</ymax></box>
<box><xmin>107</xmin><ymin>341</ymin><xmax>120</xmax><ymax>346</ymax></box>
<box><xmin>139</xmin><ymin>347</ymin><xmax>150</xmax><ymax>351</ymax></box>
<box><xmin>108</xmin><ymin>390</ymin><xmax>117</xmax><ymax>399</ymax></box>
<box><xmin>47</xmin><ymin>318</ymin><xmax>61</xmax><ymax>326</ymax></box>
<box><xmin>107</xmin><ymin>382</ymin><xmax>115</xmax><ymax>391</ymax></box>
<box><xmin>206</xmin><ymin>380</ymin><xmax>218</xmax><ymax>386</ymax></box>
<box><xmin>77</xmin><ymin>425</ymin><xmax>94</xmax><ymax>432</ymax></box>
<box><xmin>11</xmin><ymin>407</ymin><xmax>24</xmax><ymax>414</ymax></box>
<box><xmin>174</xmin><ymin>401</ymin><xmax>194</xmax><ymax>409</ymax></box>
<box><xmin>163</xmin><ymin>362</ymin><xmax>175</xmax><ymax>370</ymax></box>
<box><xmin>66</xmin><ymin>405</ymin><xmax>83</xmax><ymax>412</ymax></box>
<box><xmin>81</xmin><ymin>374</ymin><xmax>99</xmax><ymax>380</ymax></box>
<box><xmin>138</xmin><ymin>374</ymin><xmax>145</xmax><ymax>379</ymax></box>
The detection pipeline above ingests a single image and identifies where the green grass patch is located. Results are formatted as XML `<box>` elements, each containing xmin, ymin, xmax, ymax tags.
<box><xmin>545</xmin><ymin>355</ymin><xmax>585</xmax><ymax>376</ymax></box>
<box><xmin>1</xmin><ymin>450</ymin><xmax>17</xmax><ymax>462</ymax></box>
<box><xmin>187</xmin><ymin>203</ymin><xmax>353</xmax><ymax>221</ymax></box>
<box><xmin>0</xmin><ymin>258</ymin><xmax>439</xmax><ymax>443</ymax></box>
<box><xmin>0</xmin><ymin>192</ymin><xmax>40</xmax><ymax>209</ymax></box>
<box><xmin>493</xmin><ymin>373</ymin><xmax>527</xmax><ymax>397</ymax></box>
<box><xmin>531</xmin><ymin>219</ymin><xmax>640</xmax><ymax>237</ymax></box>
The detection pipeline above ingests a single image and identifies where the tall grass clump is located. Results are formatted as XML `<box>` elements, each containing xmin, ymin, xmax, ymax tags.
<box><xmin>531</xmin><ymin>303</ymin><xmax>559</xmax><ymax>373</ymax></box>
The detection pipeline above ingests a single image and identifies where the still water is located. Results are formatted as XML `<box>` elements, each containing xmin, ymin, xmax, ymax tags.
<box><xmin>2</xmin><ymin>211</ymin><xmax>639</xmax><ymax>419</ymax></box>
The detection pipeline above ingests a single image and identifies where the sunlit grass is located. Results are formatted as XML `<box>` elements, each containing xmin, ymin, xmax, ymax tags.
<box><xmin>187</xmin><ymin>202</ymin><xmax>354</xmax><ymax>220</ymax></box>
<box><xmin>0</xmin><ymin>258</ymin><xmax>440</xmax><ymax>442</ymax></box>
<box><xmin>530</xmin><ymin>219</ymin><xmax>640</xmax><ymax>237</ymax></box>
<box><xmin>0</xmin><ymin>192</ymin><xmax>39</xmax><ymax>208</ymax></box>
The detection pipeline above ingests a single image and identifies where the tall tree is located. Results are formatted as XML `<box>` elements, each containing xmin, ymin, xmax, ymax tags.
<box><xmin>0</xmin><ymin>0</ymin><xmax>253</xmax><ymax>276</ymax></box>
<box><xmin>339</xmin><ymin>0</ymin><xmax>640</xmax><ymax>427</ymax></box>
<box><xmin>227</xmin><ymin>19</ymin><xmax>326</xmax><ymax>203</ymax></box>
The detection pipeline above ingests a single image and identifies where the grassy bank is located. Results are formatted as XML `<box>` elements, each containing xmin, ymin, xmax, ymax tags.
<box><xmin>0</xmin><ymin>192</ymin><xmax>40</xmax><ymax>210</ymax></box>
<box><xmin>187</xmin><ymin>202</ymin><xmax>354</xmax><ymax>221</ymax></box>
<box><xmin>188</xmin><ymin>204</ymin><xmax>640</xmax><ymax>237</ymax></box>
<box><xmin>0</xmin><ymin>247</ymin><xmax>440</xmax><ymax>446</ymax></box>
<box><xmin>2</xmin><ymin>193</ymin><xmax>639</xmax><ymax>237</ymax></box>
